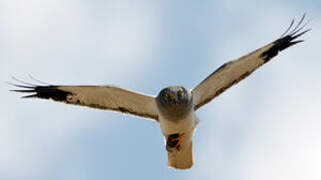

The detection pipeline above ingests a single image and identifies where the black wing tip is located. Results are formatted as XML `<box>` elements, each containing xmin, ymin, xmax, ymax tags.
<box><xmin>260</xmin><ymin>14</ymin><xmax>310</xmax><ymax>62</ymax></box>
<box><xmin>21</xmin><ymin>94</ymin><xmax>38</xmax><ymax>98</ymax></box>
<box><xmin>9</xmin><ymin>78</ymin><xmax>70</xmax><ymax>101</ymax></box>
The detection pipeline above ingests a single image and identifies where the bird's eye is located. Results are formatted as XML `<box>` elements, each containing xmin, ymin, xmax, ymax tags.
<box><xmin>177</xmin><ymin>90</ymin><xmax>183</xmax><ymax>97</ymax></box>
<box><xmin>164</xmin><ymin>93</ymin><xmax>169</xmax><ymax>98</ymax></box>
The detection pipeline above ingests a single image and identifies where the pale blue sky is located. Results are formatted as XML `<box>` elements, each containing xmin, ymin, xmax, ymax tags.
<box><xmin>1</xmin><ymin>1</ymin><xmax>321</xmax><ymax>180</ymax></box>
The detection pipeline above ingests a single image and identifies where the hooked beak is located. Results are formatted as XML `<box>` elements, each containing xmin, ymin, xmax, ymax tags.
<box><xmin>170</xmin><ymin>94</ymin><xmax>176</xmax><ymax>100</ymax></box>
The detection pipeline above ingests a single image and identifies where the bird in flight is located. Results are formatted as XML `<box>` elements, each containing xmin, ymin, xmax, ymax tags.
<box><xmin>11</xmin><ymin>15</ymin><xmax>309</xmax><ymax>169</ymax></box>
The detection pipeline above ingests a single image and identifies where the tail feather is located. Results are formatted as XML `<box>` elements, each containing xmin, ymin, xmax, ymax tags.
<box><xmin>167</xmin><ymin>129</ymin><xmax>195</xmax><ymax>169</ymax></box>
<box><xmin>167</xmin><ymin>140</ymin><xmax>193</xmax><ymax>169</ymax></box>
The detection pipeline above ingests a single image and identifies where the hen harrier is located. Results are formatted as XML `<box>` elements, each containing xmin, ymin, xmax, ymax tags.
<box><xmin>11</xmin><ymin>15</ymin><xmax>309</xmax><ymax>169</ymax></box>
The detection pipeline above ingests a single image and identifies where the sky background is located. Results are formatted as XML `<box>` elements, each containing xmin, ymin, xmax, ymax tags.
<box><xmin>1</xmin><ymin>0</ymin><xmax>321</xmax><ymax>179</ymax></box>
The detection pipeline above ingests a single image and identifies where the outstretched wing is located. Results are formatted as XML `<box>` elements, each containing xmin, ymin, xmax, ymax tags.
<box><xmin>11</xmin><ymin>83</ymin><xmax>159</xmax><ymax>121</ymax></box>
<box><xmin>192</xmin><ymin>14</ymin><xmax>310</xmax><ymax>110</ymax></box>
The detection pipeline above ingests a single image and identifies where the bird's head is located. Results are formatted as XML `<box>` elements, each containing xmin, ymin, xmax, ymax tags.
<box><xmin>156</xmin><ymin>86</ymin><xmax>193</xmax><ymax>119</ymax></box>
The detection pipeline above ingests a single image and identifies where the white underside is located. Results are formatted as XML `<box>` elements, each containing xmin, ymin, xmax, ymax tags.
<box><xmin>158</xmin><ymin>111</ymin><xmax>199</xmax><ymax>135</ymax></box>
<box><xmin>158</xmin><ymin>112</ymin><xmax>199</xmax><ymax>169</ymax></box>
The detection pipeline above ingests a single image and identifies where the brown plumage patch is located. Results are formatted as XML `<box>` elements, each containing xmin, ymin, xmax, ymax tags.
<box><xmin>166</xmin><ymin>133</ymin><xmax>183</xmax><ymax>152</ymax></box>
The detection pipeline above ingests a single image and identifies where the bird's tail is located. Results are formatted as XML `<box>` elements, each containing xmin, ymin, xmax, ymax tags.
<box><xmin>167</xmin><ymin>130</ymin><xmax>194</xmax><ymax>169</ymax></box>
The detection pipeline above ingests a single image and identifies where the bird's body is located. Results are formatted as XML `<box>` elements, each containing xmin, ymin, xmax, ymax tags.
<box><xmin>155</xmin><ymin>86</ymin><xmax>199</xmax><ymax>168</ymax></box>
<box><xmin>10</xmin><ymin>15</ymin><xmax>310</xmax><ymax>170</ymax></box>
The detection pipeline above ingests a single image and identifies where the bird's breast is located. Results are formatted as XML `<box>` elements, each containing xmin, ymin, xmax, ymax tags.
<box><xmin>158</xmin><ymin>112</ymin><xmax>197</xmax><ymax>135</ymax></box>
